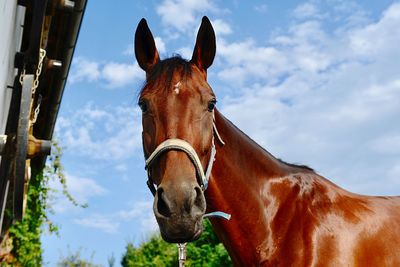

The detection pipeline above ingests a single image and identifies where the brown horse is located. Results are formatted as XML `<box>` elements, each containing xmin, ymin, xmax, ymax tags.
<box><xmin>134</xmin><ymin>16</ymin><xmax>400</xmax><ymax>266</ymax></box>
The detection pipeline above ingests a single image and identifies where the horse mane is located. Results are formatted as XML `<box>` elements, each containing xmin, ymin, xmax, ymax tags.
<box><xmin>277</xmin><ymin>158</ymin><xmax>314</xmax><ymax>172</ymax></box>
<box><xmin>139</xmin><ymin>55</ymin><xmax>192</xmax><ymax>96</ymax></box>
<box><xmin>225</xmin><ymin>116</ymin><xmax>315</xmax><ymax>173</ymax></box>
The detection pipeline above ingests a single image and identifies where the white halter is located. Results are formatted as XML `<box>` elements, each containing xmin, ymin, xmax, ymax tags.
<box><xmin>144</xmin><ymin>116</ymin><xmax>225</xmax><ymax>195</ymax></box>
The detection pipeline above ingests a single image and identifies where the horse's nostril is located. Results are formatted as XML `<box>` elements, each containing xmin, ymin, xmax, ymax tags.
<box><xmin>184</xmin><ymin>186</ymin><xmax>203</xmax><ymax>213</ymax></box>
<box><xmin>194</xmin><ymin>186</ymin><xmax>206</xmax><ymax>212</ymax></box>
<box><xmin>157</xmin><ymin>188</ymin><xmax>171</xmax><ymax>217</ymax></box>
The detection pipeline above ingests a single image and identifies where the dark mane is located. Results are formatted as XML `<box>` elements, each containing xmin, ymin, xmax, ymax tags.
<box><xmin>140</xmin><ymin>55</ymin><xmax>192</xmax><ymax>96</ymax></box>
<box><xmin>277</xmin><ymin>158</ymin><xmax>314</xmax><ymax>172</ymax></box>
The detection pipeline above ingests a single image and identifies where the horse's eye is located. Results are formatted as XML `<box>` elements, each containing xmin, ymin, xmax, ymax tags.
<box><xmin>207</xmin><ymin>99</ymin><xmax>217</xmax><ymax>112</ymax></box>
<box><xmin>138</xmin><ymin>100</ymin><xmax>149</xmax><ymax>113</ymax></box>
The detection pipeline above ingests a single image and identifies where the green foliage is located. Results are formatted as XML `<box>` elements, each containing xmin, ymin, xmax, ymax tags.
<box><xmin>7</xmin><ymin>140</ymin><xmax>83</xmax><ymax>266</ymax></box>
<box><xmin>57</xmin><ymin>248</ymin><xmax>102</xmax><ymax>267</ymax></box>
<box><xmin>49</xmin><ymin>140</ymin><xmax>87</xmax><ymax>209</ymax></box>
<box><xmin>121</xmin><ymin>220</ymin><xmax>232</xmax><ymax>267</ymax></box>
<box><xmin>7</xmin><ymin>170</ymin><xmax>49</xmax><ymax>266</ymax></box>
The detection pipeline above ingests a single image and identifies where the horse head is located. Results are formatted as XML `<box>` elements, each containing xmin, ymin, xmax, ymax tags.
<box><xmin>135</xmin><ymin>17</ymin><xmax>217</xmax><ymax>243</ymax></box>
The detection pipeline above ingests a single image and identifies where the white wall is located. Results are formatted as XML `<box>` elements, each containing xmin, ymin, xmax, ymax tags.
<box><xmin>0</xmin><ymin>1</ymin><xmax>25</xmax><ymax>163</ymax></box>
<box><xmin>0</xmin><ymin>1</ymin><xmax>25</xmax><ymax>135</ymax></box>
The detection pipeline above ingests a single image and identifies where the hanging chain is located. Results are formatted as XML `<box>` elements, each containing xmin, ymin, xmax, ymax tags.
<box><xmin>32</xmin><ymin>48</ymin><xmax>46</xmax><ymax>95</ymax></box>
<box><xmin>18</xmin><ymin>48</ymin><xmax>46</xmax><ymax>125</ymax></box>
<box><xmin>18</xmin><ymin>69</ymin><xmax>26</xmax><ymax>85</ymax></box>
<box><xmin>32</xmin><ymin>94</ymin><xmax>42</xmax><ymax>124</ymax></box>
<box><xmin>31</xmin><ymin>48</ymin><xmax>46</xmax><ymax>124</ymax></box>
<box><xmin>18</xmin><ymin>49</ymin><xmax>46</xmax><ymax>88</ymax></box>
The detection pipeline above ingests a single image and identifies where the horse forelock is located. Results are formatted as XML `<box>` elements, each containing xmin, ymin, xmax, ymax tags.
<box><xmin>139</xmin><ymin>56</ymin><xmax>193</xmax><ymax>97</ymax></box>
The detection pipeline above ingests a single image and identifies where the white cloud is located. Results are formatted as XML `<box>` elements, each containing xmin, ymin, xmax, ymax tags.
<box><xmin>211</xmin><ymin>19</ymin><xmax>232</xmax><ymax>36</ymax></box>
<box><xmin>115</xmin><ymin>163</ymin><xmax>128</xmax><ymax>172</ymax></box>
<box><xmin>73</xmin><ymin>200</ymin><xmax>157</xmax><ymax>234</ymax></box>
<box><xmin>156</xmin><ymin>0</ymin><xmax>217</xmax><ymax>33</ymax></box>
<box><xmin>51</xmin><ymin>173</ymin><xmax>107</xmax><ymax>213</ymax></box>
<box><xmin>292</xmin><ymin>3</ymin><xmax>321</xmax><ymax>19</ymax></box>
<box><xmin>69</xmin><ymin>58</ymin><xmax>143</xmax><ymax>89</ymax></box>
<box><xmin>217</xmin><ymin>38</ymin><xmax>289</xmax><ymax>85</ymax></box>
<box><xmin>216</xmin><ymin>2</ymin><xmax>400</xmax><ymax>195</ymax></box>
<box><xmin>292</xmin><ymin>1</ymin><xmax>367</xmax><ymax>25</ymax></box>
<box><xmin>66</xmin><ymin>174</ymin><xmax>107</xmax><ymax>200</ymax></box>
<box><xmin>116</xmin><ymin>201</ymin><xmax>152</xmax><ymax>220</ymax></box>
<box><xmin>123</xmin><ymin>44</ymin><xmax>134</xmax><ymax>56</ymax></box>
<box><xmin>74</xmin><ymin>215</ymin><xmax>120</xmax><ymax>234</ymax></box>
<box><xmin>349</xmin><ymin>3</ymin><xmax>400</xmax><ymax>56</ymax></box>
<box><xmin>216</xmin><ymin>3</ymin><xmax>400</xmax><ymax>87</ymax></box>
<box><xmin>215</xmin><ymin>20</ymin><xmax>332</xmax><ymax>85</ymax></box>
<box><xmin>154</xmin><ymin>36</ymin><xmax>167</xmax><ymax>55</ymax></box>
<box><xmin>70</xmin><ymin>36</ymin><xmax>168</xmax><ymax>88</ymax></box>
<box><xmin>101</xmin><ymin>62</ymin><xmax>142</xmax><ymax>88</ymax></box>
<box><xmin>55</xmin><ymin>103</ymin><xmax>142</xmax><ymax>161</ymax></box>
<box><xmin>69</xmin><ymin>57</ymin><xmax>101</xmax><ymax>83</ymax></box>
<box><xmin>120</xmin><ymin>201</ymin><xmax>158</xmax><ymax>233</ymax></box>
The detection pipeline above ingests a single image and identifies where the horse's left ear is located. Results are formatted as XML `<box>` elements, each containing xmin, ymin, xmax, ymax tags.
<box><xmin>191</xmin><ymin>16</ymin><xmax>216</xmax><ymax>74</ymax></box>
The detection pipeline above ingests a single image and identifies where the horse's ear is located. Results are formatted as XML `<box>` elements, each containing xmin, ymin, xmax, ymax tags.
<box><xmin>135</xmin><ymin>18</ymin><xmax>160</xmax><ymax>72</ymax></box>
<box><xmin>191</xmin><ymin>16</ymin><xmax>216</xmax><ymax>73</ymax></box>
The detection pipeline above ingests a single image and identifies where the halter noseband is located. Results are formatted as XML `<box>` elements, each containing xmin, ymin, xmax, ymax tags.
<box><xmin>144</xmin><ymin>115</ymin><xmax>225</xmax><ymax>195</ymax></box>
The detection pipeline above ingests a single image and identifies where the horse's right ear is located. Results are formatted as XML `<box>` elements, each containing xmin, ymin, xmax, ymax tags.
<box><xmin>135</xmin><ymin>18</ymin><xmax>160</xmax><ymax>72</ymax></box>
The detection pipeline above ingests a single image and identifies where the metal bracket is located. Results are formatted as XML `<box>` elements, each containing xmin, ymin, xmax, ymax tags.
<box><xmin>177</xmin><ymin>243</ymin><xmax>187</xmax><ymax>267</ymax></box>
<box><xmin>13</xmin><ymin>75</ymin><xmax>33</xmax><ymax>221</ymax></box>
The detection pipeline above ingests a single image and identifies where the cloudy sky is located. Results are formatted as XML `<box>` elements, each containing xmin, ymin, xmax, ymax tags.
<box><xmin>42</xmin><ymin>0</ymin><xmax>400</xmax><ymax>265</ymax></box>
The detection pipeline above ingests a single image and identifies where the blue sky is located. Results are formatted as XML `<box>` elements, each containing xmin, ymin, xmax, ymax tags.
<box><xmin>42</xmin><ymin>0</ymin><xmax>400</xmax><ymax>265</ymax></box>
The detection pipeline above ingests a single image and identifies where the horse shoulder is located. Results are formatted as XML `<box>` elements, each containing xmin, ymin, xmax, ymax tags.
<box><xmin>266</xmin><ymin>173</ymin><xmax>400</xmax><ymax>266</ymax></box>
<box><xmin>304</xmin><ymin>176</ymin><xmax>400</xmax><ymax>266</ymax></box>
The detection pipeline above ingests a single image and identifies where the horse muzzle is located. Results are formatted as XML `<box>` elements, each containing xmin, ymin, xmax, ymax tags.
<box><xmin>153</xmin><ymin>181</ymin><xmax>206</xmax><ymax>243</ymax></box>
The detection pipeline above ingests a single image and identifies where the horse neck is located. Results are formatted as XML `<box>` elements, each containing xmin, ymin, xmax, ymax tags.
<box><xmin>206</xmin><ymin>110</ymin><xmax>299</xmax><ymax>264</ymax></box>
<box><xmin>207</xmin><ymin>109</ymin><xmax>291</xmax><ymax>207</ymax></box>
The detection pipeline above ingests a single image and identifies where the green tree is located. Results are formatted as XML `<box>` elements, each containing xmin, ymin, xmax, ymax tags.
<box><xmin>57</xmin><ymin>248</ymin><xmax>101</xmax><ymax>267</ymax></box>
<box><xmin>121</xmin><ymin>220</ymin><xmax>232</xmax><ymax>267</ymax></box>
